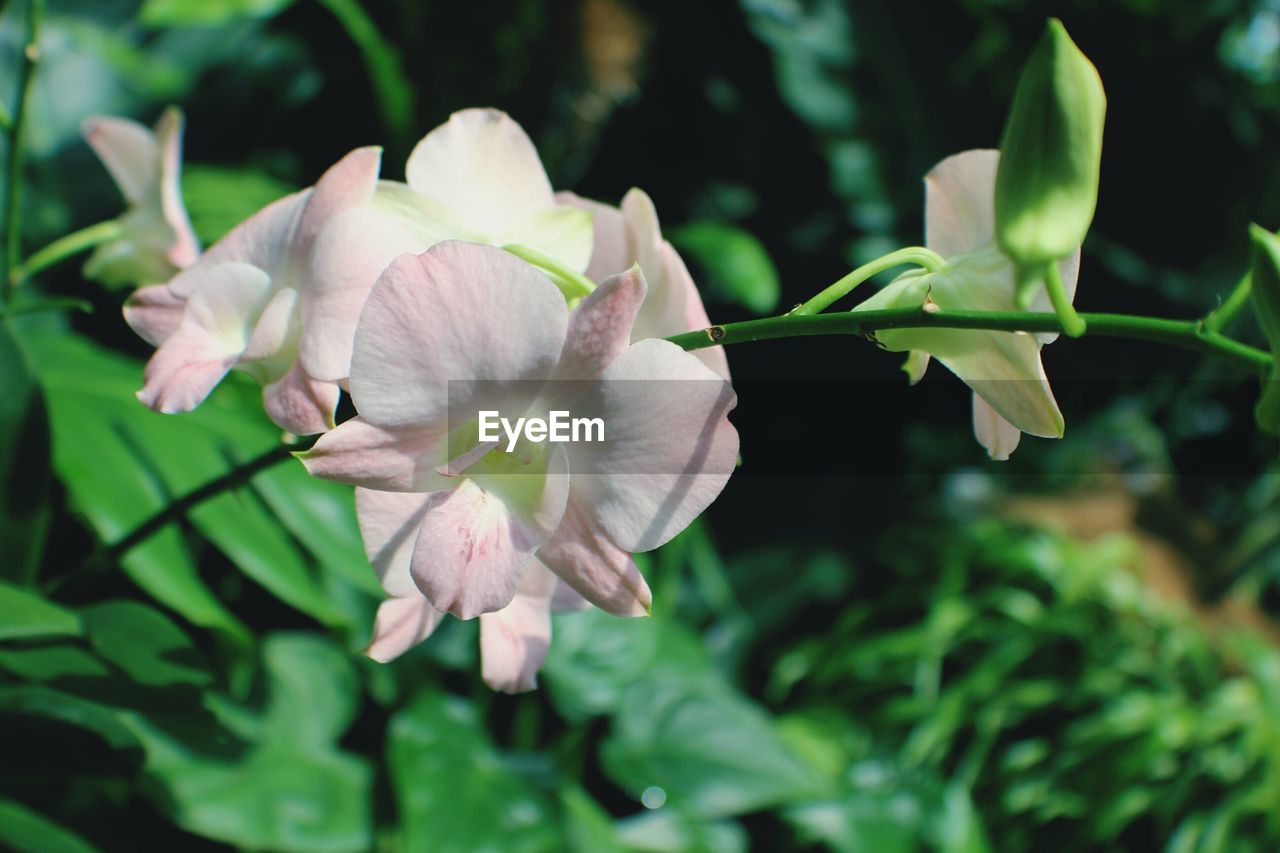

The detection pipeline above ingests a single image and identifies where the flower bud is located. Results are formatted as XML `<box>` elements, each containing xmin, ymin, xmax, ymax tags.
<box><xmin>995</xmin><ymin>19</ymin><xmax>1106</xmax><ymax>269</ymax></box>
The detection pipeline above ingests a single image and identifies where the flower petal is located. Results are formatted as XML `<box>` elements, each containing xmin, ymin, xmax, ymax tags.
<box><xmin>366</xmin><ymin>594</ymin><xmax>444</xmax><ymax>663</ymax></box>
<box><xmin>508</xmin><ymin>204</ymin><xmax>595</xmax><ymax>275</ymax></box>
<box><xmin>293</xmin><ymin>146</ymin><xmax>382</xmax><ymax>258</ymax></box>
<box><xmin>538</xmin><ymin>495</ymin><xmax>652</xmax><ymax>616</ymax></box>
<box><xmin>479</xmin><ymin>562</ymin><xmax>556</xmax><ymax>693</ymax></box>
<box><xmin>925</xmin><ymin>149</ymin><xmax>1000</xmax><ymax>258</ymax></box>
<box><xmin>123</xmin><ymin>284</ymin><xmax>186</xmax><ymax>346</ymax></box>
<box><xmin>153</xmin><ymin>107</ymin><xmax>199</xmax><ymax>268</ymax></box>
<box><xmin>174</xmin><ymin>192</ymin><xmax>309</xmax><ymax>291</ymax></box>
<box><xmin>302</xmin><ymin>416</ymin><xmax>453</xmax><ymax>492</ymax></box>
<box><xmin>410</xmin><ymin>478</ymin><xmax>545</xmax><ymax>618</ymax></box>
<box><xmin>558</xmin><ymin>191</ymin><xmax>630</xmax><ymax>282</ymax></box>
<box><xmin>568</xmin><ymin>338</ymin><xmax>738</xmax><ymax>552</ymax></box>
<box><xmin>405</xmin><ymin>108</ymin><xmax>555</xmax><ymax>238</ymax></box>
<box><xmin>82</xmin><ymin>115</ymin><xmax>158</xmax><ymax>204</ymax></box>
<box><xmin>262</xmin><ymin>361</ymin><xmax>338</xmax><ymax>436</ymax></box>
<box><xmin>137</xmin><ymin>262</ymin><xmax>273</xmax><ymax>413</ymax></box>
<box><xmin>349</xmin><ymin>241</ymin><xmax>568</xmax><ymax>429</ymax></box>
<box><xmin>354</xmin><ymin>488</ymin><xmax>434</xmax><ymax>595</ymax></box>
<box><xmin>553</xmin><ymin>267</ymin><xmax>647</xmax><ymax>383</ymax></box>
<box><xmin>972</xmin><ymin>392</ymin><xmax>1023</xmax><ymax>460</ymax></box>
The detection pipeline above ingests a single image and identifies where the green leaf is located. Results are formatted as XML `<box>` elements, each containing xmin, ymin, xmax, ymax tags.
<box><xmin>600</xmin><ymin>678</ymin><xmax>824</xmax><ymax>818</ymax></box>
<box><xmin>182</xmin><ymin>164</ymin><xmax>298</xmax><ymax>245</ymax></box>
<box><xmin>140</xmin><ymin>0</ymin><xmax>298</xmax><ymax>28</ymax></box>
<box><xmin>668</xmin><ymin>221</ymin><xmax>781</xmax><ymax>313</ymax></box>
<box><xmin>0</xmin><ymin>798</ymin><xmax>97</xmax><ymax>853</ymax></box>
<box><xmin>387</xmin><ymin>690</ymin><xmax>561</xmax><ymax>852</ymax></box>
<box><xmin>0</xmin><ymin>321</ymin><xmax>50</xmax><ymax>583</ymax></box>
<box><xmin>81</xmin><ymin>601</ymin><xmax>211</xmax><ymax>687</ymax></box>
<box><xmin>0</xmin><ymin>581</ymin><xmax>81</xmax><ymax>641</ymax></box>
<box><xmin>995</xmin><ymin>19</ymin><xmax>1106</xmax><ymax>268</ymax></box>
<box><xmin>0</xmin><ymin>646</ymin><xmax>110</xmax><ymax>682</ymax></box>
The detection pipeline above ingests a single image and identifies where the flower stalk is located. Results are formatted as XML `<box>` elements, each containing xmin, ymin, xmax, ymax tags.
<box><xmin>8</xmin><ymin>220</ymin><xmax>124</xmax><ymax>287</ymax></box>
<box><xmin>3</xmin><ymin>0</ymin><xmax>46</xmax><ymax>301</ymax></box>
<box><xmin>792</xmin><ymin>246</ymin><xmax>947</xmax><ymax>315</ymax></box>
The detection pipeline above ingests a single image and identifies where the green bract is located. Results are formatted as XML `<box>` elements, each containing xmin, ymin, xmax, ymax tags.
<box><xmin>995</xmin><ymin>19</ymin><xmax>1106</xmax><ymax>273</ymax></box>
<box><xmin>1248</xmin><ymin>224</ymin><xmax>1280</xmax><ymax>435</ymax></box>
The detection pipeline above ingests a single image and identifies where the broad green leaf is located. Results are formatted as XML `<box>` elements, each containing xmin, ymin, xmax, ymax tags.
<box><xmin>995</xmin><ymin>19</ymin><xmax>1106</xmax><ymax>268</ymax></box>
<box><xmin>182</xmin><ymin>164</ymin><xmax>297</xmax><ymax>245</ymax></box>
<box><xmin>81</xmin><ymin>600</ymin><xmax>211</xmax><ymax>687</ymax></box>
<box><xmin>0</xmin><ymin>321</ymin><xmax>50</xmax><ymax>583</ymax></box>
<box><xmin>613</xmin><ymin>811</ymin><xmax>748</xmax><ymax>853</ymax></box>
<box><xmin>600</xmin><ymin>678</ymin><xmax>824</xmax><ymax>818</ymax></box>
<box><xmin>0</xmin><ymin>798</ymin><xmax>97</xmax><ymax>853</ymax></box>
<box><xmin>0</xmin><ymin>685</ymin><xmax>141</xmax><ymax>751</ymax></box>
<box><xmin>387</xmin><ymin>690</ymin><xmax>561</xmax><ymax>852</ymax></box>
<box><xmin>0</xmin><ymin>645</ymin><xmax>109</xmax><ymax>682</ymax></box>
<box><xmin>561</xmin><ymin>785</ymin><xmax>624</xmax><ymax>852</ymax></box>
<box><xmin>0</xmin><ymin>581</ymin><xmax>81</xmax><ymax>641</ymax></box>
<box><xmin>669</xmin><ymin>221</ymin><xmax>781</xmax><ymax>313</ymax></box>
<box><xmin>261</xmin><ymin>633</ymin><xmax>359</xmax><ymax>747</ymax></box>
<box><xmin>140</xmin><ymin>0</ymin><xmax>297</xmax><ymax>28</ymax></box>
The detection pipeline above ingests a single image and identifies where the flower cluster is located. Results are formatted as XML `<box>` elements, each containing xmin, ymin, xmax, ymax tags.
<box><xmin>99</xmin><ymin>108</ymin><xmax>737</xmax><ymax>692</ymax></box>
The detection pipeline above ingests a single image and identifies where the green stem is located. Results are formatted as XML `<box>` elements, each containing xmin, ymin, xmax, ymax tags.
<box><xmin>503</xmin><ymin>243</ymin><xmax>595</xmax><ymax>300</ymax></box>
<box><xmin>1203</xmin><ymin>273</ymin><xmax>1252</xmax><ymax>333</ymax></box>
<box><xmin>793</xmin><ymin>246</ymin><xmax>947</xmax><ymax>315</ymax></box>
<box><xmin>8</xmin><ymin>220</ymin><xmax>122</xmax><ymax>287</ymax></box>
<box><xmin>667</xmin><ymin>308</ymin><xmax>1272</xmax><ymax>375</ymax></box>
<box><xmin>1044</xmin><ymin>261</ymin><xmax>1086</xmax><ymax>337</ymax></box>
<box><xmin>3</xmin><ymin>0</ymin><xmax>44</xmax><ymax>302</ymax></box>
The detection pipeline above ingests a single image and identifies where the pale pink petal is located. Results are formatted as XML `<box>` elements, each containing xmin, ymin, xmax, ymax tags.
<box><xmin>153</xmin><ymin>107</ymin><xmax>199</xmax><ymax>268</ymax></box>
<box><xmin>553</xmin><ymin>268</ymin><xmax>647</xmax><ymax>382</ymax></box>
<box><xmin>405</xmin><ymin>108</ymin><xmax>555</xmax><ymax>236</ymax></box>
<box><xmin>241</xmin><ymin>287</ymin><xmax>299</xmax><ymax>366</ymax></box>
<box><xmin>174</xmin><ymin>192</ymin><xmax>309</xmax><ymax>290</ymax></box>
<box><xmin>301</xmin><ymin>416</ymin><xmax>453</xmax><ymax>492</ymax></box>
<box><xmin>349</xmin><ymin>241</ymin><xmax>568</xmax><ymax>429</ymax></box>
<box><xmin>123</xmin><ymin>284</ymin><xmax>186</xmax><ymax>346</ymax></box>
<box><xmin>658</xmin><ymin>242</ymin><xmax>729</xmax><ymax>377</ymax></box>
<box><xmin>924</xmin><ymin>149</ymin><xmax>1000</xmax><ymax>258</ymax></box>
<box><xmin>354</xmin><ymin>488</ymin><xmax>434</xmax><ymax>595</ymax></box>
<box><xmin>262</xmin><ymin>361</ymin><xmax>338</xmax><ymax>436</ymax></box>
<box><xmin>538</xmin><ymin>496</ymin><xmax>651</xmax><ymax>616</ymax></box>
<box><xmin>137</xmin><ymin>262</ymin><xmax>274</xmax><ymax>413</ymax></box>
<box><xmin>366</xmin><ymin>595</ymin><xmax>444</xmax><ymax>663</ymax></box>
<box><xmin>620</xmin><ymin>188</ymin><xmax>666</xmax><ymax>283</ymax></box>
<box><xmin>300</xmin><ymin>205</ymin><xmax>424</xmax><ymax>382</ymax></box>
<box><xmin>479</xmin><ymin>564</ymin><xmax>555</xmax><ymax>693</ymax></box>
<box><xmin>82</xmin><ymin>115</ymin><xmax>157</xmax><ymax>204</ymax></box>
<box><xmin>557</xmin><ymin>192</ymin><xmax>630</xmax><ymax>282</ymax></box>
<box><xmin>292</xmin><ymin>146</ymin><xmax>382</xmax><ymax>260</ymax></box>
<box><xmin>410</xmin><ymin>455</ymin><xmax>568</xmax><ymax>619</ymax></box>
<box><xmin>550</xmin><ymin>578</ymin><xmax>591</xmax><ymax>613</ymax></box>
<box><xmin>569</xmin><ymin>339</ymin><xmax>738</xmax><ymax>552</ymax></box>
<box><xmin>972</xmin><ymin>392</ymin><xmax>1022</xmax><ymax>460</ymax></box>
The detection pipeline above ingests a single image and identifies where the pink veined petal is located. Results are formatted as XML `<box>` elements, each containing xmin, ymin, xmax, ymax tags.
<box><xmin>354</xmin><ymin>488</ymin><xmax>435</xmax><ymax>595</ymax></box>
<box><xmin>557</xmin><ymin>191</ymin><xmax>631</xmax><ymax>282</ymax></box>
<box><xmin>537</xmin><ymin>495</ymin><xmax>652</xmax><ymax>616</ymax></box>
<box><xmin>478</xmin><ymin>561</ymin><xmax>557</xmax><ymax>693</ymax></box>
<box><xmin>349</xmin><ymin>241</ymin><xmax>568</xmax><ymax>430</ymax></box>
<box><xmin>410</xmin><ymin>472</ymin><xmax>562</xmax><ymax>620</ymax></box>
<box><xmin>172</xmin><ymin>192</ymin><xmax>309</xmax><ymax>293</ymax></box>
<box><xmin>292</xmin><ymin>146</ymin><xmax>383</xmax><ymax>261</ymax></box>
<box><xmin>972</xmin><ymin>392</ymin><xmax>1023</xmax><ymax>461</ymax></box>
<box><xmin>553</xmin><ymin>267</ymin><xmax>647</xmax><ymax>383</ymax></box>
<box><xmin>123</xmin><ymin>284</ymin><xmax>187</xmax><ymax>346</ymax></box>
<box><xmin>262</xmin><ymin>360</ymin><xmax>338</xmax><ymax>436</ymax></box>
<box><xmin>568</xmin><ymin>338</ymin><xmax>739</xmax><ymax>552</ymax></box>
<box><xmin>924</xmin><ymin>149</ymin><xmax>1000</xmax><ymax>259</ymax></box>
<box><xmin>302</xmin><ymin>416</ymin><xmax>454</xmax><ymax>492</ymax></box>
<box><xmin>137</xmin><ymin>262</ymin><xmax>274</xmax><ymax>413</ymax></box>
<box><xmin>366</xmin><ymin>594</ymin><xmax>444</xmax><ymax>663</ymax></box>
<box><xmin>82</xmin><ymin>115</ymin><xmax>158</xmax><ymax>204</ymax></box>
<box><xmin>153</xmin><ymin>107</ymin><xmax>199</xmax><ymax>268</ymax></box>
<box><xmin>299</xmin><ymin>205</ymin><xmax>425</xmax><ymax>382</ymax></box>
<box><xmin>405</xmin><ymin>108</ymin><xmax>556</xmax><ymax>237</ymax></box>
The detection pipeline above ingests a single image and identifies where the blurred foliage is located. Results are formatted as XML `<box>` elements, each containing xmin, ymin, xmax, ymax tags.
<box><xmin>4</xmin><ymin>0</ymin><xmax>1280</xmax><ymax>850</ymax></box>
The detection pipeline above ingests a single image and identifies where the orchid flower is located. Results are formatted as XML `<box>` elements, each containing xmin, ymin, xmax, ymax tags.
<box><xmin>125</xmin><ymin>146</ymin><xmax>387</xmax><ymax>436</ymax></box>
<box><xmin>301</xmin><ymin>108</ymin><xmax>594</xmax><ymax>384</ymax></box>
<box><xmin>361</xmin><ymin>489</ymin><xmax>590</xmax><ymax>693</ymax></box>
<box><xmin>559</xmin><ymin>187</ymin><xmax>729</xmax><ymax>377</ymax></box>
<box><xmin>301</xmin><ymin>240</ymin><xmax>738</xmax><ymax>622</ymax></box>
<box><xmin>82</xmin><ymin>107</ymin><xmax>199</xmax><ymax>287</ymax></box>
<box><xmin>852</xmin><ymin>149</ymin><xmax>1080</xmax><ymax>459</ymax></box>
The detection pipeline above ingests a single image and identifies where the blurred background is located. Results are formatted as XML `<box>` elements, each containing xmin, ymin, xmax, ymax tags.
<box><xmin>4</xmin><ymin>0</ymin><xmax>1280</xmax><ymax>849</ymax></box>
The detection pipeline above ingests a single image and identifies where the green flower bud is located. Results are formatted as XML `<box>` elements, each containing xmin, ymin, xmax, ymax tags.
<box><xmin>1248</xmin><ymin>224</ymin><xmax>1280</xmax><ymax>435</ymax></box>
<box><xmin>995</xmin><ymin>19</ymin><xmax>1106</xmax><ymax>268</ymax></box>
